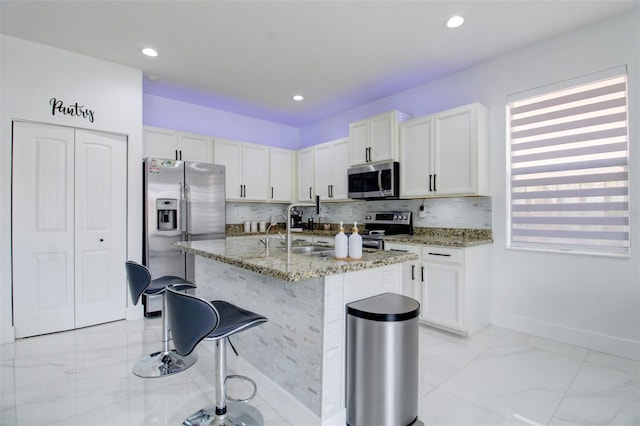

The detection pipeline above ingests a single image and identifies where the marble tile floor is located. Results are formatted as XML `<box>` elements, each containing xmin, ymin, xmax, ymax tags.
<box><xmin>1</xmin><ymin>316</ymin><xmax>638</xmax><ymax>426</ymax></box>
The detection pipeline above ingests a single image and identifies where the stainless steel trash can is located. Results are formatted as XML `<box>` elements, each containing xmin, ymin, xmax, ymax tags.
<box><xmin>346</xmin><ymin>292</ymin><xmax>420</xmax><ymax>426</ymax></box>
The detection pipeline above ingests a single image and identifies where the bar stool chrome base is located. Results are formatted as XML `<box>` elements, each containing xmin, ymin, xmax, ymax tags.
<box><xmin>182</xmin><ymin>401</ymin><xmax>263</xmax><ymax>426</ymax></box>
<box><xmin>132</xmin><ymin>350</ymin><xmax>197</xmax><ymax>378</ymax></box>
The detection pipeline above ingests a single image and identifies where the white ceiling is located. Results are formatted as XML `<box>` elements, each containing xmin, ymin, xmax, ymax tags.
<box><xmin>1</xmin><ymin>0</ymin><xmax>637</xmax><ymax>126</ymax></box>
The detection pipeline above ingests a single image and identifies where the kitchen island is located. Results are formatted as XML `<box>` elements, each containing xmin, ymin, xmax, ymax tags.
<box><xmin>172</xmin><ymin>237</ymin><xmax>418</xmax><ymax>425</ymax></box>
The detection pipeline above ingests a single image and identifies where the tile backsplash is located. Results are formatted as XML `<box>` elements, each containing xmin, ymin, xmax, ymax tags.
<box><xmin>227</xmin><ymin>196</ymin><xmax>491</xmax><ymax>230</ymax></box>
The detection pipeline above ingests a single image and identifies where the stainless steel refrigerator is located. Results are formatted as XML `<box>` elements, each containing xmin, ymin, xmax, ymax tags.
<box><xmin>143</xmin><ymin>158</ymin><xmax>225</xmax><ymax>315</ymax></box>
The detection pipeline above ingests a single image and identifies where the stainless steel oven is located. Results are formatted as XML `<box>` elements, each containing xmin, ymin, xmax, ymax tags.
<box><xmin>362</xmin><ymin>210</ymin><xmax>412</xmax><ymax>249</ymax></box>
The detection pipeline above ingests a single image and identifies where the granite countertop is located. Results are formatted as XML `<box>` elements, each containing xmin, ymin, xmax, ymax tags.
<box><xmin>227</xmin><ymin>226</ymin><xmax>493</xmax><ymax>248</ymax></box>
<box><xmin>172</xmin><ymin>238</ymin><xmax>418</xmax><ymax>282</ymax></box>
<box><xmin>383</xmin><ymin>234</ymin><xmax>493</xmax><ymax>248</ymax></box>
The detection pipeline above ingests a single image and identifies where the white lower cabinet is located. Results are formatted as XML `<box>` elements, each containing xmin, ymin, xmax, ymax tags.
<box><xmin>420</xmin><ymin>245</ymin><xmax>491</xmax><ymax>336</ymax></box>
<box><xmin>421</xmin><ymin>256</ymin><xmax>464</xmax><ymax>331</ymax></box>
<box><xmin>384</xmin><ymin>242</ymin><xmax>420</xmax><ymax>301</ymax></box>
<box><xmin>386</xmin><ymin>241</ymin><xmax>491</xmax><ymax>336</ymax></box>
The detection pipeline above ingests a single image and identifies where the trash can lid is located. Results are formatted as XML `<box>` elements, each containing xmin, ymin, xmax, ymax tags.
<box><xmin>347</xmin><ymin>293</ymin><xmax>420</xmax><ymax>322</ymax></box>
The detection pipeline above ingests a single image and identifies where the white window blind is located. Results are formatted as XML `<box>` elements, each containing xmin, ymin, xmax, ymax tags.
<box><xmin>507</xmin><ymin>69</ymin><xmax>630</xmax><ymax>256</ymax></box>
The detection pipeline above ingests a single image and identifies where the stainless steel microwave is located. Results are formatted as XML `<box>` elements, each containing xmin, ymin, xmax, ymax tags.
<box><xmin>347</xmin><ymin>161</ymin><xmax>400</xmax><ymax>199</ymax></box>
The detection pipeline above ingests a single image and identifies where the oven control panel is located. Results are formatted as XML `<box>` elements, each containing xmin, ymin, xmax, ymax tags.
<box><xmin>363</xmin><ymin>211</ymin><xmax>412</xmax><ymax>225</ymax></box>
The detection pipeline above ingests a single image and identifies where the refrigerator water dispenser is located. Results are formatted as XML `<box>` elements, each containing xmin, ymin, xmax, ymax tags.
<box><xmin>157</xmin><ymin>199</ymin><xmax>178</xmax><ymax>230</ymax></box>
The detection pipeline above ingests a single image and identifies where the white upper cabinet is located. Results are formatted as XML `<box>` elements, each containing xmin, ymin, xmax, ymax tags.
<box><xmin>297</xmin><ymin>147</ymin><xmax>315</xmax><ymax>202</ymax></box>
<box><xmin>399</xmin><ymin>103</ymin><xmax>489</xmax><ymax>198</ymax></box>
<box><xmin>314</xmin><ymin>138</ymin><xmax>349</xmax><ymax>201</ymax></box>
<box><xmin>269</xmin><ymin>147</ymin><xmax>293</xmax><ymax>202</ymax></box>
<box><xmin>143</xmin><ymin>126</ymin><xmax>213</xmax><ymax>163</ymax></box>
<box><xmin>214</xmin><ymin>138</ymin><xmax>268</xmax><ymax>201</ymax></box>
<box><xmin>349</xmin><ymin>110</ymin><xmax>411</xmax><ymax>166</ymax></box>
<box><xmin>399</xmin><ymin>116</ymin><xmax>434</xmax><ymax>198</ymax></box>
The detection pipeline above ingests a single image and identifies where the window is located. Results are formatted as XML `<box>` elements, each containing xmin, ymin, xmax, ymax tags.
<box><xmin>507</xmin><ymin>67</ymin><xmax>630</xmax><ymax>256</ymax></box>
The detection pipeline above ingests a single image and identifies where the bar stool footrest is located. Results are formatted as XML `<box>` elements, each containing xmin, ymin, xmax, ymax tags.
<box><xmin>225</xmin><ymin>374</ymin><xmax>258</xmax><ymax>403</ymax></box>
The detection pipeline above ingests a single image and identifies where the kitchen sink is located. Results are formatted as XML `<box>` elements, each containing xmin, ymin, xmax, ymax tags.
<box><xmin>291</xmin><ymin>245</ymin><xmax>334</xmax><ymax>255</ymax></box>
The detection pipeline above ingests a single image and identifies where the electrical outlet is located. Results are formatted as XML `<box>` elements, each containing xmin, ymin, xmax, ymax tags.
<box><xmin>348</xmin><ymin>207</ymin><xmax>353</xmax><ymax>217</ymax></box>
<box><xmin>419</xmin><ymin>205</ymin><xmax>427</xmax><ymax>218</ymax></box>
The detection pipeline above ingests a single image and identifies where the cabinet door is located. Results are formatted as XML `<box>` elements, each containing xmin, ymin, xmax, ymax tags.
<box><xmin>269</xmin><ymin>148</ymin><xmax>292</xmax><ymax>202</ymax></box>
<box><xmin>242</xmin><ymin>144</ymin><xmax>269</xmax><ymax>201</ymax></box>
<box><xmin>385</xmin><ymin>243</ymin><xmax>420</xmax><ymax>301</ymax></box>
<box><xmin>179</xmin><ymin>132</ymin><xmax>213</xmax><ymax>163</ymax></box>
<box><xmin>348</xmin><ymin>120</ymin><xmax>368</xmax><ymax>165</ymax></box>
<box><xmin>314</xmin><ymin>143</ymin><xmax>333</xmax><ymax>200</ymax></box>
<box><xmin>214</xmin><ymin>138</ymin><xmax>244</xmax><ymax>200</ymax></box>
<box><xmin>74</xmin><ymin>130</ymin><xmax>127</xmax><ymax>328</ymax></box>
<box><xmin>400</xmin><ymin>116</ymin><xmax>433</xmax><ymax>198</ymax></box>
<box><xmin>433</xmin><ymin>106</ymin><xmax>476</xmax><ymax>195</ymax></box>
<box><xmin>331</xmin><ymin>138</ymin><xmax>350</xmax><ymax>200</ymax></box>
<box><xmin>421</xmin><ymin>262</ymin><xmax>463</xmax><ymax>331</ymax></box>
<box><xmin>297</xmin><ymin>148</ymin><xmax>314</xmax><ymax>201</ymax></box>
<box><xmin>143</xmin><ymin>126</ymin><xmax>179</xmax><ymax>160</ymax></box>
<box><xmin>369</xmin><ymin>112</ymin><xmax>395</xmax><ymax>162</ymax></box>
<box><xmin>12</xmin><ymin>122</ymin><xmax>76</xmax><ymax>338</ymax></box>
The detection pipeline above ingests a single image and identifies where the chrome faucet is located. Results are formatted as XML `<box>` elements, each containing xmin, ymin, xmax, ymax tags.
<box><xmin>285</xmin><ymin>196</ymin><xmax>320</xmax><ymax>257</ymax></box>
<box><xmin>260</xmin><ymin>214</ymin><xmax>287</xmax><ymax>254</ymax></box>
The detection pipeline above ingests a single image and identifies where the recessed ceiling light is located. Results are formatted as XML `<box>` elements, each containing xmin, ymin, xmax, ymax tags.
<box><xmin>292</xmin><ymin>95</ymin><xmax>304</xmax><ymax>101</ymax></box>
<box><xmin>145</xmin><ymin>74</ymin><xmax>159</xmax><ymax>82</ymax></box>
<box><xmin>445</xmin><ymin>15</ymin><xmax>464</xmax><ymax>29</ymax></box>
<box><xmin>141</xmin><ymin>47</ymin><xmax>158</xmax><ymax>57</ymax></box>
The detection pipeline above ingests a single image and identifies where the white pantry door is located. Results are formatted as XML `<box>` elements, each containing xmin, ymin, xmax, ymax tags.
<box><xmin>12</xmin><ymin>122</ymin><xmax>76</xmax><ymax>337</ymax></box>
<box><xmin>12</xmin><ymin>122</ymin><xmax>127</xmax><ymax>338</ymax></box>
<box><xmin>74</xmin><ymin>129</ymin><xmax>127</xmax><ymax>328</ymax></box>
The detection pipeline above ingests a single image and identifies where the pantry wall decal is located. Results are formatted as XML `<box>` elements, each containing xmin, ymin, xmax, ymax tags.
<box><xmin>49</xmin><ymin>97</ymin><xmax>95</xmax><ymax>123</ymax></box>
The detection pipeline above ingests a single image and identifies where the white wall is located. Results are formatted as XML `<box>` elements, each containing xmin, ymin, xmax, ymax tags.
<box><xmin>300</xmin><ymin>9</ymin><xmax>639</xmax><ymax>359</ymax></box>
<box><xmin>0</xmin><ymin>36</ymin><xmax>144</xmax><ymax>343</ymax></box>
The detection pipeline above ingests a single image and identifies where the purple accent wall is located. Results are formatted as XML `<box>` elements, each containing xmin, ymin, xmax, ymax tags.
<box><xmin>143</xmin><ymin>68</ymin><xmax>484</xmax><ymax>149</ymax></box>
<box><xmin>143</xmin><ymin>94</ymin><xmax>300</xmax><ymax>149</ymax></box>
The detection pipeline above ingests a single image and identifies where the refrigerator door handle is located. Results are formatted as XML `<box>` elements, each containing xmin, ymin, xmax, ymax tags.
<box><xmin>184</xmin><ymin>182</ymin><xmax>191</xmax><ymax>238</ymax></box>
<box><xmin>179</xmin><ymin>182</ymin><xmax>187</xmax><ymax>234</ymax></box>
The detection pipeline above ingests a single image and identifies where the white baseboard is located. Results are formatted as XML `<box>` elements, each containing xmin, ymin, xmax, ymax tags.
<box><xmin>126</xmin><ymin>304</ymin><xmax>143</xmax><ymax>320</ymax></box>
<box><xmin>491</xmin><ymin>310</ymin><xmax>640</xmax><ymax>361</ymax></box>
<box><xmin>1</xmin><ymin>325</ymin><xmax>15</xmax><ymax>344</ymax></box>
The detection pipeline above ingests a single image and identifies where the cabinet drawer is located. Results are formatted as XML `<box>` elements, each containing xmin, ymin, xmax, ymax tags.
<box><xmin>385</xmin><ymin>242</ymin><xmax>419</xmax><ymax>254</ymax></box>
<box><xmin>421</xmin><ymin>246</ymin><xmax>463</xmax><ymax>264</ymax></box>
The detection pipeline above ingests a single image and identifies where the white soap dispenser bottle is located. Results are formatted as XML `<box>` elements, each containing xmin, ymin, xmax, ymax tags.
<box><xmin>348</xmin><ymin>221</ymin><xmax>362</xmax><ymax>260</ymax></box>
<box><xmin>334</xmin><ymin>221</ymin><xmax>348</xmax><ymax>259</ymax></box>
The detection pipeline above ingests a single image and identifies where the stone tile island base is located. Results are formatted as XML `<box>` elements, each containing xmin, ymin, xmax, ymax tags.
<box><xmin>194</xmin><ymin>255</ymin><xmax>403</xmax><ymax>426</ymax></box>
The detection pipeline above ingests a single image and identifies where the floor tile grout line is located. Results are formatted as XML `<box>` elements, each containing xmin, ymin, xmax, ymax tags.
<box><xmin>546</xmin><ymin>348</ymin><xmax>590</xmax><ymax>425</ymax></box>
<box><xmin>421</xmin><ymin>329</ymin><xmax>516</xmax><ymax>423</ymax></box>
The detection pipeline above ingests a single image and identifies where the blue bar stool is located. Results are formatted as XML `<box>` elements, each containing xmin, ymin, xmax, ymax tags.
<box><xmin>165</xmin><ymin>285</ymin><xmax>268</xmax><ymax>426</ymax></box>
<box><xmin>125</xmin><ymin>261</ymin><xmax>198</xmax><ymax>378</ymax></box>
